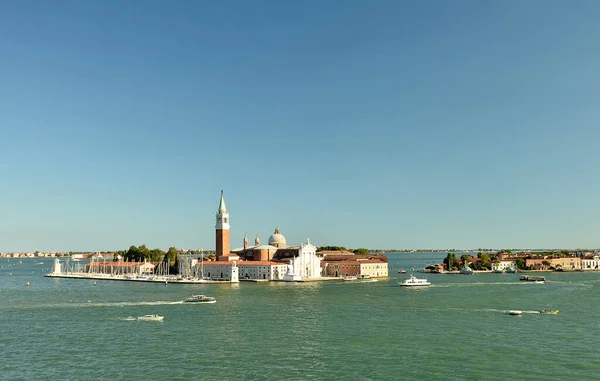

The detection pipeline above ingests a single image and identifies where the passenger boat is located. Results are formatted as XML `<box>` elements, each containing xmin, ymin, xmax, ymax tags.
<box><xmin>185</xmin><ymin>295</ymin><xmax>216</xmax><ymax>304</ymax></box>
<box><xmin>343</xmin><ymin>276</ymin><xmax>358</xmax><ymax>281</ymax></box>
<box><xmin>398</xmin><ymin>275</ymin><xmax>431</xmax><ymax>287</ymax></box>
<box><xmin>137</xmin><ymin>314</ymin><xmax>164</xmax><ymax>321</ymax></box>
<box><xmin>520</xmin><ymin>276</ymin><xmax>546</xmax><ymax>283</ymax></box>
<box><xmin>508</xmin><ymin>310</ymin><xmax>523</xmax><ymax>316</ymax></box>
<box><xmin>539</xmin><ymin>309</ymin><xmax>559</xmax><ymax>315</ymax></box>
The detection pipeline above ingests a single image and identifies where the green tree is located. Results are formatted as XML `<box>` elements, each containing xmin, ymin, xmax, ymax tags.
<box><xmin>515</xmin><ymin>257</ymin><xmax>526</xmax><ymax>269</ymax></box>
<box><xmin>125</xmin><ymin>245</ymin><xmax>141</xmax><ymax>261</ymax></box>
<box><xmin>353</xmin><ymin>248</ymin><xmax>370</xmax><ymax>255</ymax></box>
<box><xmin>317</xmin><ymin>246</ymin><xmax>349</xmax><ymax>252</ymax></box>
<box><xmin>480</xmin><ymin>253</ymin><xmax>491</xmax><ymax>269</ymax></box>
<box><xmin>542</xmin><ymin>260</ymin><xmax>551</xmax><ymax>269</ymax></box>
<box><xmin>443</xmin><ymin>253</ymin><xmax>459</xmax><ymax>271</ymax></box>
<box><xmin>460</xmin><ymin>254</ymin><xmax>471</xmax><ymax>267</ymax></box>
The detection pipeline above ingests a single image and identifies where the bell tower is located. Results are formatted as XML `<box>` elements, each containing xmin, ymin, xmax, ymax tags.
<box><xmin>215</xmin><ymin>190</ymin><xmax>230</xmax><ymax>258</ymax></box>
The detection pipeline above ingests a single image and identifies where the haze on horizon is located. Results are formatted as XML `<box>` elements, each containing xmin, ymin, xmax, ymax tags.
<box><xmin>1</xmin><ymin>0</ymin><xmax>599</xmax><ymax>252</ymax></box>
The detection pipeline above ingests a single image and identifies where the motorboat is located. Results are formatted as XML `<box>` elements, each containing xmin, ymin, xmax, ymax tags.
<box><xmin>539</xmin><ymin>309</ymin><xmax>559</xmax><ymax>315</ymax></box>
<box><xmin>397</xmin><ymin>268</ymin><xmax>407</xmax><ymax>274</ymax></box>
<box><xmin>508</xmin><ymin>310</ymin><xmax>523</xmax><ymax>316</ymax></box>
<box><xmin>492</xmin><ymin>269</ymin><xmax>504</xmax><ymax>274</ymax></box>
<box><xmin>506</xmin><ymin>267</ymin><xmax>517</xmax><ymax>273</ymax></box>
<box><xmin>137</xmin><ymin>314</ymin><xmax>164</xmax><ymax>321</ymax></box>
<box><xmin>460</xmin><ymin>267</ymin><xmax>474</xmax><ymax>275</ymax></box>
<box><xmin>343</xmin><ymin>276</ymin><xmax>358</xmax><ymax>281</ymax></box>
<box><xmin>398</xmin><ymin>275</ymin><xmax>431</xmax><ymax>287</ymax></box>
<box><xmin>185</xmin><ymin>295</ymin><xmax>216</xmax><ymax>304</ymax></box>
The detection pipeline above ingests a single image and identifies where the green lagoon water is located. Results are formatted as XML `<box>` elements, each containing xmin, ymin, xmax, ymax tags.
<box><xmin>2</xmin><ymin>253</ymin><xmax>600</xmax><ymax>380</ymax></box>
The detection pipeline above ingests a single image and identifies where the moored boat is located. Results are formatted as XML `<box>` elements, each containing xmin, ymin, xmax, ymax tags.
<box><xmin>185</xmin><ymin>295</ymin><xmax>216</xmax><ymax>304</ymax></box>
<box><xmin>398</xmin><ymin>275</ymin><xmax>431</xmax><ymax>287</ymax></box>
<box><xmin>137</xmin><ymin>314</ymin><xmax>164</xmax><ymax>321</ymax></box>
<box><xmin>343</xmin><ymin>276</ymin><xmax>358</xmax><ymax>281</ymax></box>
<box><xmin>460</xmin><ymin>267</ymin><xmax>474</xmax><ymax>275</ymax></box>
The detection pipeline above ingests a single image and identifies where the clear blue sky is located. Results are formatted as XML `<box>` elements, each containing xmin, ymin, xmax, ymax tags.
<box><xmin>1</xmin><ymin>0</ymin><xmax>599</xmax><ymax>252</ymax></box>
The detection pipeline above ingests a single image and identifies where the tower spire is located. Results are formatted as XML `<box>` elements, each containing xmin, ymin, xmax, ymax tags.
<box><xmin>218</xmin><ymin>189</ymin><xmax>227</xmax><ymax>213</ymax></box>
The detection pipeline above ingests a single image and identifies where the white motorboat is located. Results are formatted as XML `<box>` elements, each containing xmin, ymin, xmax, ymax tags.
<box><xmin>137</xmin><ymin>314</ymin><xmax>164</xmax><ymax>321</ymax></box>
<box><xmin>398</xmin><ymin>275</ymin><xmax>431</xmax><ymax>287</ymax></box>
<box><xmin>185</xmin><ymin>295</ymin><xmax>216</xmax><ymax>304</ymax></box>
<box><xmin>343</xmin><ymin>276</ymin><xmax>358</xmax><ymax>281</ymax></box>
<box><xmin>508</xmin><ymin>310</ymin><xmax>522</xmax><ymax>316</ymax></box>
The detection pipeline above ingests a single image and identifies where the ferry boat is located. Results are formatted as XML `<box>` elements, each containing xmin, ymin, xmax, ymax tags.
<box><xmin>185</xmin><ymin>295</ymin><xmax>216</xmax><ymax>304</ymax></box>
<box><xmin>137</xmin><ymin>314</ymin><xmax>164</xmax><ymax>321</ymax></box>
<box><xmin>398</xmin><ymin>275</ymin><xmax>431</xmax><ymax>287</ymax></box>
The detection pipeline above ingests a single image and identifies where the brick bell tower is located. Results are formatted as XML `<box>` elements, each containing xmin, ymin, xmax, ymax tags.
<box><xmin>215</xmin><ymin>190</ymin><xmax>230</xmax><ymax>259</ymax></box>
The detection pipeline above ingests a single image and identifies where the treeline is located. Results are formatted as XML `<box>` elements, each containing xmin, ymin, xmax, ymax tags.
<box><xmin>316</xmin><ymin>246</ymin><xmax>370</xmax><ymax>255</ymax></box>
<box><xmin>114</xmin><ymin>245</ymin><xmax>181</xmax><ymax>274</ymax></box>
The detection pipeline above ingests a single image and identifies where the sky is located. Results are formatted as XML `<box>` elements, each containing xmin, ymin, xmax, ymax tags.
<box><xmin>1</xmin><ymin>0</ymin><xmax>599</xmax><ymax>252</ymax></box>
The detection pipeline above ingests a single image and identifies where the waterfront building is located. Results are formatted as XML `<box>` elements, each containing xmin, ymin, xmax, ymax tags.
<box><xmin>199</xmin><ymin>261</ymin><xmax>239</xmax><ymax>282</ymax></box>
<box><xmin>237</xmin><ymin>261</ymin><xmax>288</xmax><ymax>280</ymax></box>
<box><xmin>491</xmin><ymin>260</ymin><xmax>516</xmax><ymax>272</ymax></box>
<box><xmin>320</xmin><ymin>253</ymin><xmax>388</xmax><ymax>278</ymax></box>
<box><xmin>549</xmin><ymin>256</ymin><xmax>582</xmax><ymax>270</ymax></box>
<box><xmin>582</xmin><ymin>253</ymin><xmax>600</xmax><ymax>270</ymax></box>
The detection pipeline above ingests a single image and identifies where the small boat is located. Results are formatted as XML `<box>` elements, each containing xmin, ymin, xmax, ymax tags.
<box><xmin>124</xmin><ymin>316</ymin><xmax>137</xmax><ymax>321</ymax></box>
<box><xmin>137</xmin><ymin>314</ymin><xmax>164</xmax><ymax>321</ymax></box>
<box><xmin>539</xmin><ymin>309</ymin><xmax>559</xmax><ymax>315</ymax></box>
<box><xmin>185</xmin><ymin>295</ymin><xmax>216</xmax><ymax>304</ymax></box>
<box><xmin>508</xmin><ymin>310</ymin><xmax>523</xmax><ymax>316</ymax></box>
<box><xmin>492</xmin><ymin>269</ymin><xmax>504</xmax><ymax>274</ymax></box>
<box><xmin>398</xmin><ymin>275</ymin><xmax>431</xmax><ymax>287</ymax></box>
<box><xmin>343</xmin><ymin>276</ymin><xmax>358</xmax><ymax>281</ymax></box>
<box><xmin>397</xmin><ymin>268</ymin><xmax>407</xmax><ymax>274</ymax></box>
<box><xmin>460</xmin><ymin>267</ymin><xmax>474</xmax><ymax>275</ymax></box>
<box><xmin>506</xmin><ymin>267</ymin><xmax>517</xmax><ymax>273</ymax></box>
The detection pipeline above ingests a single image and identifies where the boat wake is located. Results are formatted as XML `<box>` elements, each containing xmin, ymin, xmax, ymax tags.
<box><xmin>13</xmin><ymin>300</ymin><xmax>185</xmax><ymax>311</ymax></box>
<box><xmin>431</xmin><ymin>282</ymin><xmax>534</xmax><ymax>288</ymax></box>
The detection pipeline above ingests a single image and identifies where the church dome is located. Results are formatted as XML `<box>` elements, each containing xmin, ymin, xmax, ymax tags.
<box><xmin>268</xmin><ymin>227</ymin><xmax>287</xmax><ymax>247</ymax></box>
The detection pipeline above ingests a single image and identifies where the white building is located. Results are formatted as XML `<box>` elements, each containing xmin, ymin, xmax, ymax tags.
<box><xmin>582</xmin><ymin>254</ymin><xmax>600</xmax><ymax>270</ymax></box>
<box><xmin>283</xmin><ymin>239</ymin><xmax>321</xmax><ymax>281</ymax></box>
<box><xmin>491</xmin><ymin>260</ymin><xmax>516</xmax><ymax>271</ymax></box>
<box><xmin>201</xmin><ymin>261</ymin><xmax>239</xmax><ymax>282</ymax></box>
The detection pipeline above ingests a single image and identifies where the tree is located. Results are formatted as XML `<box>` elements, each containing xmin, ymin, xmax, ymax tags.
<box><xmin>443</xmin><ymin>253</ymin><xmax>459</xmax><ymax>271</ymax></box>
<box><xmin>460</xmin><ymin>254</ymin><xmax>471</xmax><ymax>267</ymax></box>
<box><xmin>353</xmin><ymin>248</ymin><xmax>370</xmax><ymax>255</ymax></box>
<box><xmin>480</xmin><ymin>253</ymin><xmax>491</xmax><ymax>269</ymax></box>
<box><xmin>125</xmin><ymin>245</ymin><xmax>141</xmax><ymax>261</ymax></box>
<box><xmin>317</xmin><ymin>246</ymin><xmax>348</xmax><ymax>252</ymax></box>
<box><xmin>515</xmin><ymin>257</ymin><xmax>526</xmax><ymax>269</ymax></box>
<box><xmin>542</xmin><ymin>260</ymin><xmax>551</xmax><ymax>269</ymax></box>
